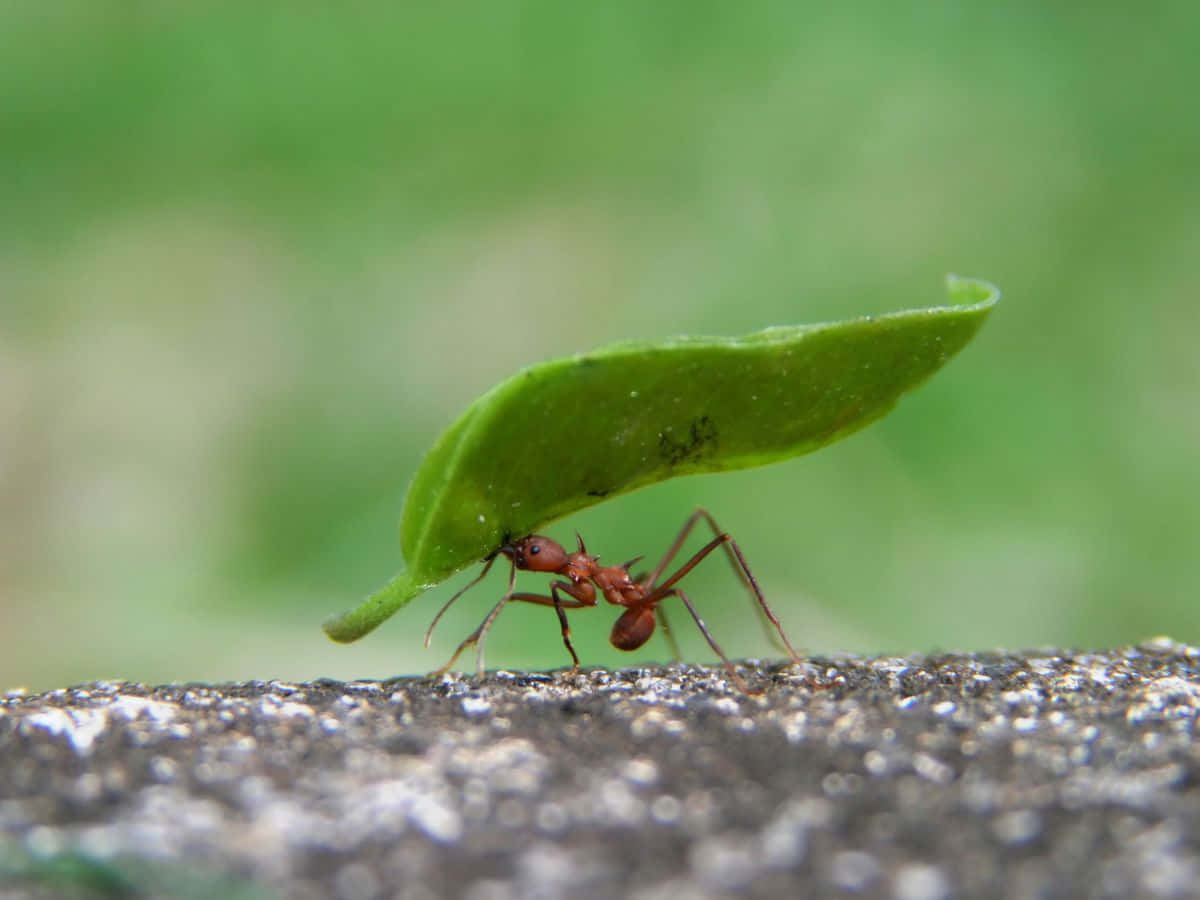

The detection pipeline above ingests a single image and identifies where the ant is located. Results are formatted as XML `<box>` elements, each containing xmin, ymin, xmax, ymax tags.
<box><xmin>424</xmin><ymin>508</ymin><xmax>804</xmax><ymax>692</ymax></box>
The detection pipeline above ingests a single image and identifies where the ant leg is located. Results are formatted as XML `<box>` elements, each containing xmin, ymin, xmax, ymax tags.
<box><xmin>716</xmin><ymin>533</ymin><xmax>801</xmax><ymax>662</ymax></box>
<box><xmin>665</xmin><ymin>588</ymin><xmax>754</xmax><ymax>694</ymax></box>
<box><xmin>506</xmin><ymin>586</ymin><xmax>592</xmax><ymax>670</ymax></box>
<box><xmin>424</xmin><ymin>554</ymin><xmax>498</xmax><ymax>649</ymax></box>
<box><xmin>649</xmin><ymin>531</ymin><xmax>803</xmax><ymax>665</ymax></box>
<box><xmin>644</xmin><ymin>508</ymin><xmax>748</xmax><ymax>593</ymax></box>
<box><xmin>431</xmin><ymin>560</ymin><xmax>517</xmax><ymax>678</ymax></box>
<box><xmin>551</xmin><ymin>583</ymin><xmax>580</xmax><ymax>671</ymax></box>
<box><xmin>657</xmin><ymin>605</ymin><xmax>683</xmax><ymax>661</ymax></box>
<box><xmin>646</xmin><ymin>508</ymin><xmax>785</xmax><ymax>654</ymax></box>
<box><xmin>643</xmin><ymin>508</ymin><xmax>709</xmax><ymax>588</ymax></box>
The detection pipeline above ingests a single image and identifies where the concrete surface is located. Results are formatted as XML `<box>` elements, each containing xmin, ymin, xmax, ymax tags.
<box><xmin>3</xmin><ymin>639</ymin><xmax>1200</xmax><ymax>898</ymax></box>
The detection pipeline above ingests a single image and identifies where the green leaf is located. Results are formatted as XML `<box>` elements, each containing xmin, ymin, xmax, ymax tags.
<box><xmin>324</xmin><ymin>274</ymin><xmax>999</xmax><ymax>642</ymax></box>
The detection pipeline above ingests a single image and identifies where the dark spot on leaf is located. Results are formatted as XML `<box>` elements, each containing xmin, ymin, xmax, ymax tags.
<box><xmin>587</xmin><ymin>488</ymin><xmax>612</xmax><ymax>498</ymax></box>
<box><xmin>659</xmin><ymin>415</ymin><xmax>719</xmax><ymax>466</ymax></box>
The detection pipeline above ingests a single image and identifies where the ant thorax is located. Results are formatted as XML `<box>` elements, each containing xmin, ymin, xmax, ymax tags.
<box><xmin>590</xmin><ymin>564</ymin><xmax>640</xmax><ymax>606</ymax></box>
<box><xmin>563</xmin><ymin>553</ymin><xmax>593</xmax><ymax>582</ymax></box>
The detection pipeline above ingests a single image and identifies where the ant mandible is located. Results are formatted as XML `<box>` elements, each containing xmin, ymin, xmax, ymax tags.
<box><xmin>424</xmin><ymin>508</ymin><xmax>804</xmax><ymax>692</ymax></box>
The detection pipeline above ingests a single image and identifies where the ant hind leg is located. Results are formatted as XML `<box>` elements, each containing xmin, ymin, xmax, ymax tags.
<box><xmin>649</xmin><ymin>509</ymin><xmax>802</xmax><ymax>664</ymax></box>
<box><xmin>666</xmin><ymin>588</ymin><xmax>754</xmax><ymax>694</ymax></box>
<box><xmin>657</xmin><ymin>605</ymin><xmax>683</xmax><ymax>662</ymax></box>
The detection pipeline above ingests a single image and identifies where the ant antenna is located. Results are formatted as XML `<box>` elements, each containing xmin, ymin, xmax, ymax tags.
<box><xmin>423</xmin><ymin>552</ymin><xmax>500</xmax><ymax>648</ymax></box>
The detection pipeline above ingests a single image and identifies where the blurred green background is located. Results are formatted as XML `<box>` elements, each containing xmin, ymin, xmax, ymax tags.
<box><xmin>3</xmin><ymin>3</ymin><xmax>1198</xmax><ymax>691</ymax></box>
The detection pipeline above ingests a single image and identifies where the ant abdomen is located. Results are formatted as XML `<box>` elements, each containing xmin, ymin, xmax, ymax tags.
<box><xmin>611</xmin><ymin>606</ymin><xmax>656</xmax><ymax>651</ymax></box>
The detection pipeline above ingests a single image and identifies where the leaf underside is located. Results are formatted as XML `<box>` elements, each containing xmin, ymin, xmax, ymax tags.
<box><xmin>324</xmin><ymin>274</ymin><xmax>998</xmax><ymax>642</ymax></box>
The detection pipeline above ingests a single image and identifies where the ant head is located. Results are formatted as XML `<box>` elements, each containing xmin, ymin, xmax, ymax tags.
<box><xmin>500</xmin><ymin>535</ymin><xmax>568</xmax><ymax>572</ymax></box>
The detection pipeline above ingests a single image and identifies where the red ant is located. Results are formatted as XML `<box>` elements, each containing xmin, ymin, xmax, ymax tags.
<box><xmin>424</xmin><ymin>508</ymin><xmax>804</xmax><ymax>692</ymax></box>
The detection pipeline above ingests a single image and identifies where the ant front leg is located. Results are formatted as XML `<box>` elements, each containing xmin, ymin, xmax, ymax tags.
<box><xmin>507</xmin><ymin>581</ymin><xmax>594</xmax><ymax>671</ymax></box>
<box><xmin>432</xmin><ymin>560</ymin><xmax>518</xmax><ymax>678</ymax></box>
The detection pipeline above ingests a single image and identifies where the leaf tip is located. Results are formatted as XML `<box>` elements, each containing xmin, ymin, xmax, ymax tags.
<box><xmin>943</xmin><ymin>273</ymin><xmax>1001</xmax><ymax>310</ymax></box>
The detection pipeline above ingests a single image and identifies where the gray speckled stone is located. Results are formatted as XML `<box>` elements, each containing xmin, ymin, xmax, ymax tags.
<box><xmin>3</xmin><ymin>639</ymin><xmax>1200</xmax><ymax>898</ymax></box>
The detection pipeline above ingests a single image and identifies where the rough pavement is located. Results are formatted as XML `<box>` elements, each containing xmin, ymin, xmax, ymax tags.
<box><xmin>4</xmin><ymin>639</ymin><xmax>1200</xmax><ymax>898</ymax></box>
